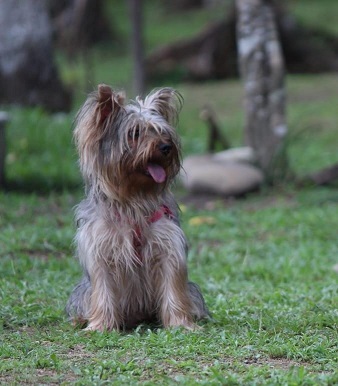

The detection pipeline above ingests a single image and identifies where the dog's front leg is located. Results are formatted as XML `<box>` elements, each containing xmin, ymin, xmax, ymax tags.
<box><xmin>85</xmin><ymin>264</ymin><xmax>121</xmax><ymax>332</ymax></box>
<box><xmin>156</xmin><ymin>258</ymin><xmax>196</xmax><ymax>330</ymax></box>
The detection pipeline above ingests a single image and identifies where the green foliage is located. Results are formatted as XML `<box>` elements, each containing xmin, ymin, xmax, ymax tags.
<box><xmin>5</xmin><ymin>108</ymin><xmax>80</xmax><ymax>192</ymax></box>
<box><xmin>290</xmin><ymin>0</ymin><xmax>338</xmax><ymax>35</ymax></box>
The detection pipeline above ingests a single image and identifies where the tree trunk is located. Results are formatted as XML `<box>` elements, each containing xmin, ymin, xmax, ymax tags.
<box><xmin>236</xmin><ymin>0</ymin><xmax>288</xmax><ymax>181</ymax></box>
<box><xmin>306</xmin><ymin>163</ymin><xmax>338</xmax><ymax>186</ymax></box>
<box><xmin>129</xmin><ymin>0</ymin><xmax>146</xmax><ymax>96</ymax></box>
<box><xmin>146</xmin><ymin>3</ymin><xmax>338</xmax><ymax>83</ymax></box>
<box><xmin>164</xmin><ymin>0</ymin><xmax>203</xmax><ymax>12</ymax></box>
<box><xmin>51</xmin><ymin>0</ymin><xmax>114</xmax><ymax>55</ymax></box>
<box><xmin>0</xmin><ymin>0</ymin><xmax>71</xmax><ymax>112</ymax></box>
<box><xmin>0</xmin><ymin>112</ymin><xmax>8</xmax><ymax>188</ymax></box>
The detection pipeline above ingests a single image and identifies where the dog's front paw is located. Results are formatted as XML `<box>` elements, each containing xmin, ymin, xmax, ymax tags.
<box><xmin>83</xmin><ymin>323</ymin><xmax>103</xmax><ymax>332</ymax></box>
<box><xmin>164</xmin><ymin>316</ymin><xmax>200</xmax><ymax>331</ymax></box>
<box><xmin>84</xmin><ymin>321</ymin><xmax>119</xmax><ymax>332</ymax></box>
<box><xmin>177</xmin><ymin>321</ymin><xmax>201</xmax><ymax>331</ymax></box>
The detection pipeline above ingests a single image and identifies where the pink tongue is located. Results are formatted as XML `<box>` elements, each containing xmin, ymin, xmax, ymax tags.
<box><xmin>147</xmin><ymin>163</ymin><xmax>166</xmax><ymax>183</ymax></box>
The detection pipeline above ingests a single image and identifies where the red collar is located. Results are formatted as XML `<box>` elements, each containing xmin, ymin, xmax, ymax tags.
<box><xmin>134</xmin><ymin>205</ymin><xmax>174</xmax><ymax>263</ymax></box>
<box><xmin>147</xmin><ymin>205</ymin><xmax>174</xmax><ymax>223</ymax></box>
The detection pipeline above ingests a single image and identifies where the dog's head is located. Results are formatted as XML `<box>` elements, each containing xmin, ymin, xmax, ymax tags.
<box><xmin>74</xmin><ymin>84</ymin><xmax>183</xmax><ymax>200</ymax></box>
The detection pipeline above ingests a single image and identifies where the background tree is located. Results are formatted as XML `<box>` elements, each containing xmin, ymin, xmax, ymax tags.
<box><xmin>129</xmin><ymin>0</ymin><xmax>146</xmax><ymax>96</ymax></box>
<box><xmin>236</xmin><ymin>0</ymin><xmax>288</xmax><ymax>181</ymax></box>
<box><xmin>0</xmin><ymin>112</ymin><xmax>8</xmax><ymax>188</ymax></box>
<box><xmin>50</xmin><ymin>0</ymin><xmax>114</xmax><ymax>57</ymax></box>
<box><xmin>0</xmin><ymin>0</ymin><xmax>71</xmax><ymax>112</ymax></box>
<box><xmin>146</xmin><ymin>3</ymin><xmax>338</xmax><ymax>81</ymax></box>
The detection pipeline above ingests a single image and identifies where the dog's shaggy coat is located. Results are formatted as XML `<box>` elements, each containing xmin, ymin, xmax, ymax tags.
<box><xmin>66</xmin><ymin>85</ymin><xmax>208</xmax><ymax>331</ymax></box>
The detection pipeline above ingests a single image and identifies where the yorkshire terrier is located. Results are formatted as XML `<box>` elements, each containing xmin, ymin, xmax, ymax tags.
<box><xmin>66</xmin><ymin>84</ymin><xmax>208</xmax><ymax>331</ymax></box>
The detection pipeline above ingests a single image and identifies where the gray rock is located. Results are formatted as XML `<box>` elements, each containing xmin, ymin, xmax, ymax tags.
<box><xmin>181</xmin><ymin>154</ymin><xmax>264</xmax><ymax>196</ymax></box>
<box><xmin>212</xmin><ymin>147</ymin><xmax>256</xmax><ymax>164</ymax></box>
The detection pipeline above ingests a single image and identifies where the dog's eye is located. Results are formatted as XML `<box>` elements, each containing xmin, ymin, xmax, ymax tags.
<box><xmin>129</xmin><ymin>127</ymin><xmax>140</xmax><ymax>140</ymax></box>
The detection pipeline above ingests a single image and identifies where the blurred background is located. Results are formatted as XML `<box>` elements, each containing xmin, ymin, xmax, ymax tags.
<box><xmin>0</xmin><ymin>0</ymin><xmax>337</xmax><ymax>193</ymax></box>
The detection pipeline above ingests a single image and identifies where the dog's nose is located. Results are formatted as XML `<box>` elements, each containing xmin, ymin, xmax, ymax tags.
<box><xmin>159</xmin><ymin>143</ymin><xmax>172</xmax><ymax>156</ymax></box>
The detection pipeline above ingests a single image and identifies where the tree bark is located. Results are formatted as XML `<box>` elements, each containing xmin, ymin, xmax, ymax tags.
<box><xmin>200</xmin><ymin>106</ymin><xmax>231</xmax><ymax>152</ymax></box>
<box><xmin>307</xmin><ymin>163</ymin><xmax>338</xmax><ymax>186</ymax></box>
<box><xmin>236</xmin><ymin>0</ymin><xmax>288</xmax><ymax>181</ymax></box>
<box><xmin>146</xmin><ymin>17</ymin><xmax>238</xmax><ymax>81</ymax></box>
<box><xmin>0</xmin><ymin>112</ymin><xmax>8</xmax><ymax>188</ymax></box>
<box><xmin>129</xmin><ymin>0</ymin><xmax>146</xmax><ymax>96</ymax></box>
<box><xmin>0</xmin><ymin>0</ymin><xmax>71</xmax><ymax>112</ymax></box>
<box><xmin>51</xmin><ymin>0</ymin><xmax>114</xmax><ymax>55</ymax></box>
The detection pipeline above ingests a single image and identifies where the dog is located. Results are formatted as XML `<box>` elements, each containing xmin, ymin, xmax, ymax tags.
<box><xmin>66</xmin><ymin>84</ymin><xmax>208</xmax><ymax>331</ymax></box>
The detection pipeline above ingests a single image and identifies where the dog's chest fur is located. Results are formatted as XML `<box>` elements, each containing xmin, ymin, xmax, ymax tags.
<box><xmin>76</xmin><ymin>195</ymin><xmax>186</xmax><ymax>272</ymax></box>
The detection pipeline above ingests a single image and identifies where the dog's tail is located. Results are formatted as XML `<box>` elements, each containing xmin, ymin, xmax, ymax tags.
<box><xmin>66</xmin><ymin>273</ymin><xmax>91</xmax><ymax>326</ymax></box>
<box><xmin>188</xmin><ymin>281</ymin><xmax>210</xmax><ymax>321</ymax></box>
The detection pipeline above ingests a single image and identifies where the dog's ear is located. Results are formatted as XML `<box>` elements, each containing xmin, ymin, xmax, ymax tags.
<box><xmin>74</xmin><ymin>84</ymin><xmax>126</xmax><ymax>180</ymax></box>
<box><xmin>96</xmin><ymin>84</ymin><xmax>125</xmax><ymax>125</ymax></box>
<box><xmin>143</xmin><ymin>88</ymin><xmax>183</xmax><ymax>126</ymax></box>
<box><xmin>75</xmin><ymin>84</ymin><xmax>125</xmax><ymax>148</ymax></box>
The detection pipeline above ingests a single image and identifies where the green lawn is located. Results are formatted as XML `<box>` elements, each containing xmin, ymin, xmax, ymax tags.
<box><xmin>1</xmin><ymin>186</ymin><xmax>337</xmax><ymax>385</ymax></box>
<box><xmin>1</xmin><ymin>0</ymin><xmax>338</xmax><ymax>384</ymax></box>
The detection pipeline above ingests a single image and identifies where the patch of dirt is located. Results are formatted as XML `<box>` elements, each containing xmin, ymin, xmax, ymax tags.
<box><xmin>0</xmin><ymin>369</ymin><xmax>60</xmax><ymax>386</ymax></box>
<box><xmin>243</xmin><ymin>356</ymin><xmax>303</xmax><ymax>370</ymax></box>
<box><xmin>63</xmin><ymin>344</ymin><xmax>92</xmax><ymax>361</ymax></box>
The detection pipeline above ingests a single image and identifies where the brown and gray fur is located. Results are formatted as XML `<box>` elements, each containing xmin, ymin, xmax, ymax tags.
<box><xmin>66</xmin><ymin>84</ymin><xmax>208</xmax><ymax>331</ymax></box>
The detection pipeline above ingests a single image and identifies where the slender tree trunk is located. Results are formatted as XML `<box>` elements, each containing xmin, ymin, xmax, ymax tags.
<box><xmin>0</xmin><ymin>112</ymin><xmax>9</xmax><ymax>188</ymax></box>
<box><xmin>236</xmin><ymin>0</ymin><xmax>288</xmax><ymax>182</ymax></box>
<box><xmin>129</xmin><ymin>0</ymin><xmax>146</xmax><ymax>96</ymax></box>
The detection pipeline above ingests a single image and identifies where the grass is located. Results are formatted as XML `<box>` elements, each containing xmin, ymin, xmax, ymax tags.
<box><xmin>1</xmin><ymin>188</ymin><xmax>338</xmax><ymax>385</ymax></box>
<box><xmin>290</xmin><ymin>0</ymin><xmax>338</xmax><ymax>35</ymax></box>
<box><xmin>1</xmin><ymin>1</ymin><xmax>338</xmax><ymax>384</ymax></box>
<box><xmin>5</xmin><ymin>108</ymin><xmax>79</xmax><ymax>192</ymax></box>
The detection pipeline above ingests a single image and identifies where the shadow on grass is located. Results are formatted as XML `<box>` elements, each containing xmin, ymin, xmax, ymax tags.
<box><xmin>3</xmin><ymin>175</ymin><xmax>82</xmax><ymax>194</ymax></box>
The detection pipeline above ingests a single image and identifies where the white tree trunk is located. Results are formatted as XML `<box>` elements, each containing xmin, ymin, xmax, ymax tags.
<box><xmin>236</xmin><ymin>0</ymin><xmax>288</xmax><ymax>181</ymax></box>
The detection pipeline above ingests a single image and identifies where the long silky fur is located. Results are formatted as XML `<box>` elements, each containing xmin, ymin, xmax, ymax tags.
<box><xmin>66</xmin><ymin>84</ymin><xmax>209</xmax><ymax>331</ymax></box>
